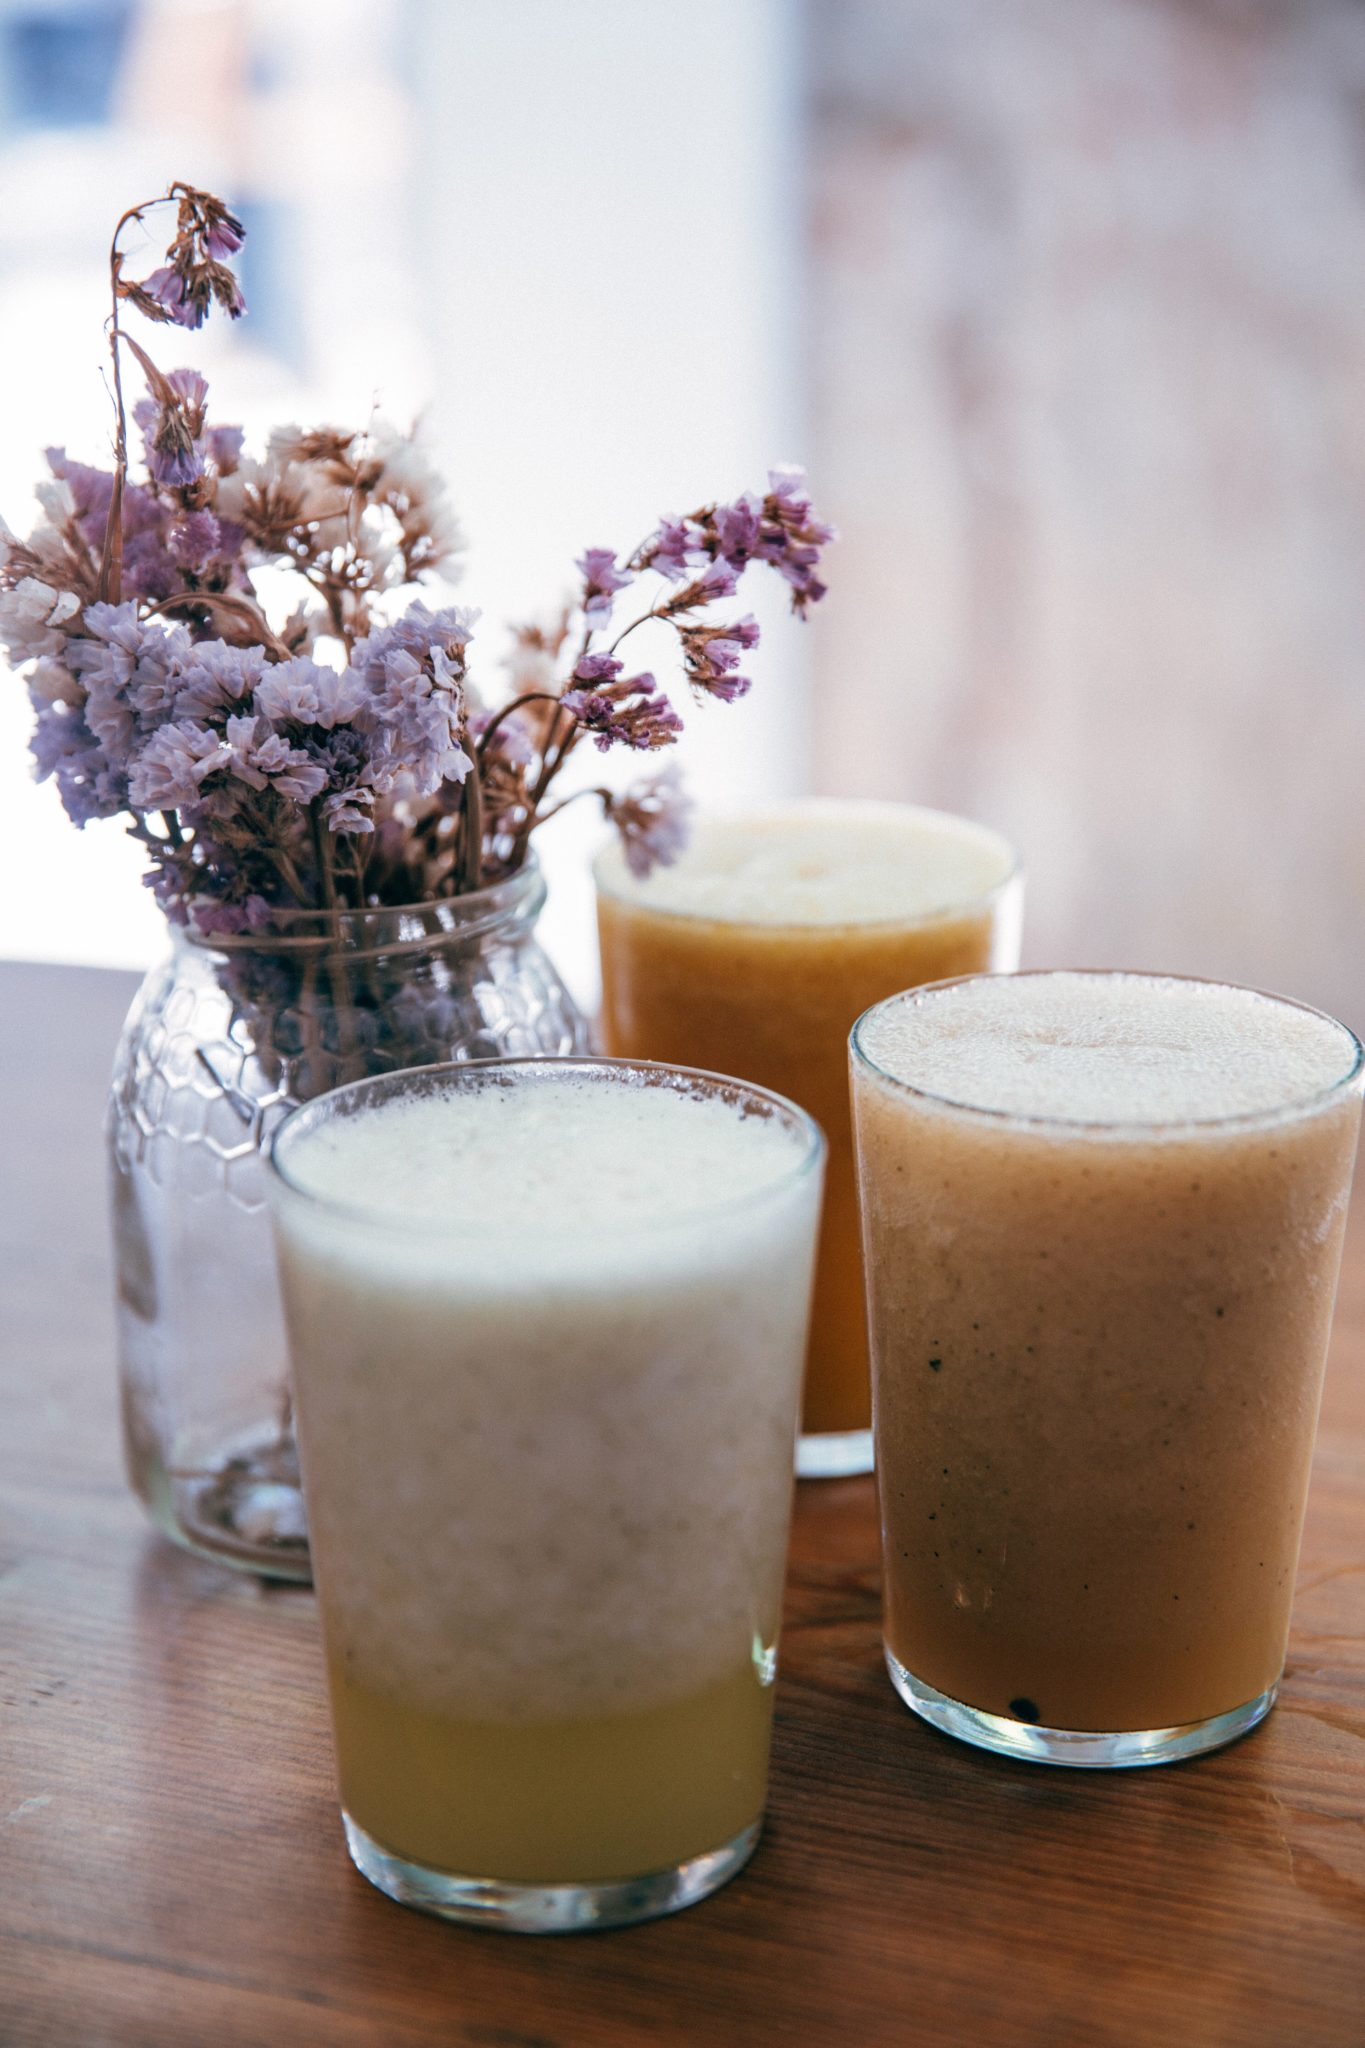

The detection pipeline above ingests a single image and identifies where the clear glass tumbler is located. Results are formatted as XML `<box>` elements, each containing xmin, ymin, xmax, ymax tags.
<box><xmin>596</xmin><ymin>799</ymin><xmax>1022</xmax><ymax>1481</ymax></box>
<box><xmin>851</xmin><ymin>970</ymin><xmax>1362</xmax><ymax>1768</ymax></box>
<box><xmin>267</xmin><ymin>1058</ymin><xmax>823</xmax><ymax>1929</ymax></box>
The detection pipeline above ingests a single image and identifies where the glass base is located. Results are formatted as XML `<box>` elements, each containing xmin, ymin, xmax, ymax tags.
<box><xmin>796</xmin><ymin>1427</ymin><xmax>874</xmax><ymax>1480</ymax></box>
<box><xmin>341</xmin><ymin>1811</ymin><xmax>761</xmax><ymax>1932</ymax></box>
<box><xmin>135</xmin><ymin>1428</ymin><xmax>313</xmax><ymax>1583</ymax></box>
<box><xmin>885</xmin><ymin>1648</ymin><xmax>1278</xmax><ymax>1768</ymax></box>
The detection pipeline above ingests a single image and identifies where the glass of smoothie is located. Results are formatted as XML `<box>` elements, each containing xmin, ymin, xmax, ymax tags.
<box><xmin>267</xmin><ymin>1057</ymin><xmax>823</xmax><ymax>1930</ymax></box>
<box><xmin>595</xmin><ymin>800</ymin><xmax>1022</xmax><ymax>1480</ymax></box>
<box><xmin>851</xmin><ymin>969</ymin><xmax>1363</xmax><ymax>1767</ymax></box>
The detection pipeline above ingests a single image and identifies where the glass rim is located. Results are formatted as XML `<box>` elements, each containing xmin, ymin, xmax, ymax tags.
<box><xmin>850</xmin><ymin>968</ymin><xmax>1365</xmax><ymax>1136</ymax></box>
<box><xmin>266</xmin><ymin>1054</ymin><xmax>826</xmax><ymax>1236</ymax></box>
<box><xmin>183</xmin><ymin>856</ymin><xmax>545</xmax><ymax>956</ymax></box>
<box><xmin>593</xmin><ymin>798</ymin><xmax>1023</xmax><ymax>935</ymax></box>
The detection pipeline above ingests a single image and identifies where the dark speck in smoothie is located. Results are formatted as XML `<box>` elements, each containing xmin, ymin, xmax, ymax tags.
<box><xmin>1215</xmin><ymin>1306</ymin><xmax>1225</xmax><ymax>1318</ymax></box>
<box><xmin>1009</xmin><ymin>1697</ymin><xmax>1041</xmax><ymax>1723</ymax></box>
<box><xmin>929</xmin><ymin>1358</ymin><xmax>942</xmax><ymax>1372</ymax></box>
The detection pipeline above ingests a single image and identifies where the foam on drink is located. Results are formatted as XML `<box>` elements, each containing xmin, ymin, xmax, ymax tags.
<box><xmin>280</xmin><ymin>1069</ymin><xmax>805</xmax><ymax>1231</ymax></box>
<box><xmin>857</xmin><ymin>971</ymin><xmax>1355</xmax><ymax>1126</ymax></box>
<box><xmin>595</xmin><ymin>799</ymin><xmax>1016</xmax><ymax>928</ymax></box>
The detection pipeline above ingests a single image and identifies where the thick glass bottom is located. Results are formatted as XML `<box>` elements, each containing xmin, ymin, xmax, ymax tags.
<box><xmin>134</xmin><ymin>1427</ymin><xmax>312</xmax><ymax>1583</ymax></box>
<box><xmin>885</xmin><ymin>1648</ymin><xmax>1277</xmax><ymax>1768</ymax></box>
<box><xmin>796</xmin><ymin>1426</ymin><xmax>874</xmax><ymax>1479</ymax></box>
<box><xmin>342</xmin><ymin>1811</ymin><xmax>760</xmax><ymax>1932</ymax></box>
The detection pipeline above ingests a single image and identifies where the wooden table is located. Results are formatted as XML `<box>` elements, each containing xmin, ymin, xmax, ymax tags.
<box><xmin>2</xmin><ymin>959</ymin><xmax>1363</xmax><ymax>2047</ymax></box>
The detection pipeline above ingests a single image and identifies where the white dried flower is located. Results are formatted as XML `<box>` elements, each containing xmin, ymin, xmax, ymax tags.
<box><xmin>0</xmin><ymin>577</ymin><xmax>81</xmax><ymax>662</ymax></box>
<box><xmin>35</xmin><ymin>479</ymin><xmax>77</xmax><ymax>525</ymax></box>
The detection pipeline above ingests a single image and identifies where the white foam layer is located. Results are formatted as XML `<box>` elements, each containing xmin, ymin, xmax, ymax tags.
<box><xmin>857</xmin><ymin>972</ymin><xmax>1358</xmax><ymax>1125</ymax></box>
<box><xmin>278</xmin><ymin>1069</ymin><xmax>807</xmax><ymax>1231</ymax></box>
<box><xmin>596</xmin><ymin>801</ymin><xmax>1016</xmax><ymax>928</ymax></box>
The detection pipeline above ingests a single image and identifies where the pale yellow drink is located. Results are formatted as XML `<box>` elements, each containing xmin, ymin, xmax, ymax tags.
<box><xmin>269</xmin><ymin>1061</ymin><xmax>823</xmax><ymax>1925</ymax></box>
<box><xmin>851</xmin><ymin>971</ymin><xmax>1362</xmax><ymax>1765</ymax></box>
<box><xmin>596</xmin><ymin>801</ymin><xmax>1021</xmax><ymax>1468</ymax></box>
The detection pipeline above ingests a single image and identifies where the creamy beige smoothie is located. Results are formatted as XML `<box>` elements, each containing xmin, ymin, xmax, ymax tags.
<box><xmin>269</xmin><ymin>1060</ymin><xmax>823</xmax><ymax>1924</ymax></box>
<box><xmin>596</xmin><ymin>801</ymin><xmax>1021</xmax><ymax>1471</ymax></box>
<box><xmin>851</xmin><ymin>971</ymin><xmax>1362</xmax><ymax>1764</ymax></box>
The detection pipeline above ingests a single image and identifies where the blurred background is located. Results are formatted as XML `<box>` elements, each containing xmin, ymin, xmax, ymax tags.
<box><xmin>1</xmin><ymin>0</ymin><xmax>1363</xmax><ymax>1026</ymax></box>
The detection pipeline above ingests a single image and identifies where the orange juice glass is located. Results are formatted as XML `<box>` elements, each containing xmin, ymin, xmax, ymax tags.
<box><xmin>595</xmin><ymin>800</ymin><xmax>1022</xmax><ymax>1476</ymax></box>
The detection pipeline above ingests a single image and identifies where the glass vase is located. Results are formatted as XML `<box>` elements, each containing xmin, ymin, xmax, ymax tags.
<box><xmin>107</xmin><ymin>860</ymin><xmax>587</xmax><ymax>1581</ymax></box>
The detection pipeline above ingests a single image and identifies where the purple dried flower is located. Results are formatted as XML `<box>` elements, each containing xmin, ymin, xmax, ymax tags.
<box><xmin>135</xmin><ymin>367</ymin><xmax>209</xmax><ymax>489</ymax></box>
<box><xmin>125</xmin><ymin>192</ymin><xmax>248</xmax><ymax>330</ymax></box>
<box><xmin>715</xmin><ymin>494</ymin><xmax>763</xmax><ymax>566</ymax></box>
<box><xmin>191</xmin><ymin>901</ymin><xmax>244</xmax><ymax>936</ymax></box>
<box><xmin>141</xmin><ymin>264</ymin><xmax>196</xmax><ymax>328</ymax></box>
<box><xmin>174</xmin><ymin>640</ymin><xmax>268</xmax><ymax>717</ymax></box>
<box><xmin>65</xmin><ymin>604</ymin><xmax>148</xmax><ymax>744</ymax></box>
<box><xmin>645</xmin><ymin>517</ymin><xmax>705</xmax><ymax>582</ymax></box>
<box><xmin>563</xmin><ymin>673</ymin><xmax>682</xmax><ymax>753</ymax></box>
<box><xmin>680</xmin><ymin>613</ymin><xmax>759</xmax><ymax>701</ymax></box>
<box><xmin>254</xmin><ymin>656</ymin><xmax>368</xmax><ymax>731</ymax></box>
<box><xmin>576</xmin><ymin>547</ymin><xmax>632</xmax><ymax>625</ymax></box>
<box><xmin>127</xmin><ymin>719</ymin><xmax>232</xmax><ymax>812</ymax></box>
<box><xmin>30</xmin><ymin>702</ymin><xmax>127</xmax><ymax>825</ymax></box>
<box><xmin>322</xmin><ymin>793</ymin><xmax>376</xmax><ymax>835</ymax></box>
<box><xmin>206</xmin><ymin>424</ymin><xmax>244</xmax><ymax>474</ymax></box>
<box><xmin>204</xmin><ymin>214</ymin><xmax>244</xmax><ymax>260</ymax></box>
<box><xmin>608</xmin><ymin>762</ymin><xmax>693</xmax><ymax>878</ymax></box>
<box><xmin>346</xmin><ymin>603</ymin><xmax>476</xmax><ymax>796</ymax></box>
<box><xmin>350</xmin><ymin>602</ymin><xmax>477</xmax><ymax>684</ymax></box>
<box><xmin>751</xmin><ymin>465</ymin><xmax>836</xmax><ymax>616</ymax></box>
<box><xmin>212</xmin><ymin>269</ymin><xmax>247</xmax><ymax>320</ymax></box>
<box><xmin>667</xmin><ymin>559</ymin><xmax>741</xmax><ymax>611</ymax></box>
<box><xmin>714</xmin><ymin>614</ymin><xmax>760</xmax><ymax>664</ymax></box>
<box><xmin>121</xmin><ymin>530</ymin><xmax>179</xmax><ymax>602</ymax></box>
<box><xmin>224</xmin><ymin>715</ymin><xmax>328</xmax><ymax>802</ymax></box>
<box><xmin>44</xmin><ymin>449</ymin><xmax>116</xmax><ymax>540</ymax></box>
<box><xmin>189</xmin><ymin>893</ymin><xmax>273</xmax><ymax>937</ymax></box>
<box><xmin>69</xmin><ymin>600</ymin><xmax>184</xmax><ymax>679</ymax></box>
<box><xmin>767</xmin><ymin>464</ymin><xmax>832</xmax><ymax>527</ymax></box>
<box><xmin>572</xmin><ymin>652</ymin><xmax>623</xmax><ymax>685</ymax></box>
<box><xmin>223</xmin><ymin>712</ymin><xmax>267</xmax><ymax>788</ymax></box>
<box><xmin>696</xmin><ymin>559</ymin><xmax>740</xmax><ymax>601</ymax></box>
<box><xmin>168</xmin><ymin>510</ymin><xmax>222</xmax><ymax>574</ymax></box>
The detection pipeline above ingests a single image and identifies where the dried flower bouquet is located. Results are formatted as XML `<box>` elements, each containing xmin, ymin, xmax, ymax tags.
<box><xmin>1</xmin><ymin>182</ymin><xmax>835</xmax><ymax>949</ymax></box>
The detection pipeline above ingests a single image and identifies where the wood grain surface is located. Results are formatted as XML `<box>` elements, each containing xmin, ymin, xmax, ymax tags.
<box><xmin>1</xmin><ymin>960</ymin><xmax>1362</xmax><ymax>2047</ymax></box>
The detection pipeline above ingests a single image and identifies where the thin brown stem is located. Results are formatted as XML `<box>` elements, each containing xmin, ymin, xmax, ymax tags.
<box><xmin>606</xmin><ymin>604</ymin><xmax>667</xmax><ymax>656</ymax></box>
<box><xmin>269</xmin><ymin>842</ymin><xmax>310</xmax><ymax>906</ymax></box>
<box><xmin>100</xmin><ymin>196</ymin><xmax>167</xmax><ymax>606</ymax></box>
<box><xmin>308</xmin><ymin>802</ymin><xmax>361</xmax><ymax>1075</ymax></box>
<box><xmin>460</xmin><ymin>761</ymin><xmax>485</xmax><ymax>893</ymax></box>
<box><xmin>475</xmin><ymin>691</ymin><xmax>563</xmax><ymax>766</ymax></box>
<box><xmin>531</xmin><ymin>786</ymin><xmax>611</xmax><ymax>830</ymax></box>
<box><xmin>143</xmin><ymin>590</ymin><xmax>291</xmax><ymax>659</ymax></box>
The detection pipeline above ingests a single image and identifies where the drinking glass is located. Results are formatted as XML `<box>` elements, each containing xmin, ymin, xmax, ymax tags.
<box><xmin>268</xmin><ymin>1057</ymin><xmax>823</xmax><ymax>1927</ymax></box>
<box><xmin>851</xmin><ymin>970</ymin><xmax>1362</xmax><ymax>1767</ymax></box>
<box><xmin>596</xmin><ymin>799</ymin><xmax>1022</xmax><ymax>1479</ymax></box>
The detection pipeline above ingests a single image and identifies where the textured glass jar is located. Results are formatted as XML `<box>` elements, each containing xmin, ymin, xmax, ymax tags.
<box><xmin>107</xmin><ymin>860</ymin><xmax>587</xmax><ymax>1582</ymax></box>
